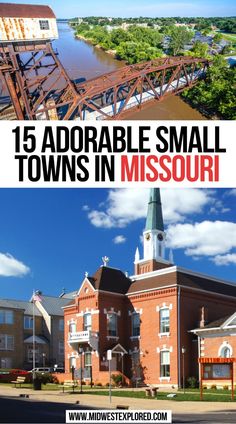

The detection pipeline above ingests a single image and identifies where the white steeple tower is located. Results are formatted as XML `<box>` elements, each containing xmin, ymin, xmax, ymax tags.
<box><xmin>134</xmin><ymin>188</ymin><xmax>172</xmax><ymax>275</ymax></box>
<box><xmin>143</xmin><ymin>188</ymin><xmax>165</xmax><ymax>261</ymax></box>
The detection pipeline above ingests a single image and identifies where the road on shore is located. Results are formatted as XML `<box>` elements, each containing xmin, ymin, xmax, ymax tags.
<box><xmin>1</xmin><ymin>395</ymin><xmax>236</xmax><ymax>424</ymax></box>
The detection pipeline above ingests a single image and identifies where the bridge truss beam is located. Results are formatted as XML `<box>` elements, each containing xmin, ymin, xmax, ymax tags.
<box><xmin>0</xmin><ymin>41</ymin><xmax>209</xmax><ymax>120</ymax></box>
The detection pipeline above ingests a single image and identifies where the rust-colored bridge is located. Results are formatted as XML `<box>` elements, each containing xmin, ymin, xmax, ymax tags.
<box><xmin>0</xmin><ymin>41</ymin><xmax>209</xmax><ymax>120</ymax></box>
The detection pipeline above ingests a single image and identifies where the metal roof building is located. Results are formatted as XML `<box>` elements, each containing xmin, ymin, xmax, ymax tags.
<box><xmin>0</xmin><ymin>3</ymin><xmax>58</xmax><ymax>42</ymax></box>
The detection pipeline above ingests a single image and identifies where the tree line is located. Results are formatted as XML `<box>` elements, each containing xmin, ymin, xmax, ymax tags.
<box><xmin>70</xmin><ymin>16</ymin><xmax>236</xmax><ymax>33</ymax></box>
<box><xmin>75</xmin><ymin>24</ymin><xmax>195</xmax><ymax>63</ymax></box>
<box><xmin>182</xmin><ymin>56</ymin><xmax>236</xmax><ymax>119</ymax></box>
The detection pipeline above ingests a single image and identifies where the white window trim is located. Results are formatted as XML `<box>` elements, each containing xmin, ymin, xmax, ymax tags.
<box><xmin>129</xmin><ymin>308</ymin><xmax>143</xmax><ymax>316</ymax></box>
<box><xmin>158</xmin><ymin>332</ymin><xmax>170</xmax><ymax>338</ymax></box>
<box><xmin>24</xmin><ymin>316</ymin><xmax>34</xmax><ymax>330</ymax></box>
<box><xmin>159</xmin><ymin>307</ymin><xmax>170</xmax><ymax>335</ymax></box>
<box><xmin>159</xmin><ymin>348</ymin><xmax>171</xmax><ymax>380</ymax></box>
<box><xmin>0</xmin><ymin>334</ymin><xmax>14</xmax><ymax>351</ymax></box>
<box><xmin>159</xmin><ymin>376</ymin><xmax>171</xmax><ymax>382</ymax></box>
<box><xmin>106</xmin><ymin>336</ymin><xmax>119</xmax><ymax>341</ymax></box>
<box><xmin>0</xmin><ymin>310</ymin><xmax>14</xmax><ymax>325</ymax></box>
<box><xmin>218</xmin><ymin>341</ymin><xmax>233</xmax><ymax>357</ymax></box>
<box><xmin>104</xmin><ymin>308</ymin><xmax>121</xmax><ymax>316</ymax></box>
<box><xmin>156</xmin><ymin>304</ymin><xmax>173</xmax><ymax>312</ymax></box>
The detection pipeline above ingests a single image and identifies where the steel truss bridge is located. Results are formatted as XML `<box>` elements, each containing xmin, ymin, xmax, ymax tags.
<box><xmin>0</xmin><ymin>41</ymin><xmax>209</xmax><ymax>120</ymax></box>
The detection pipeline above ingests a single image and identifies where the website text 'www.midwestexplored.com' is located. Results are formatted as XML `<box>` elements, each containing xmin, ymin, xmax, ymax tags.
<box><xmin>66</xmin><ymin>409</ymin><xmax>172</xmax><ymax>423</ymax></box>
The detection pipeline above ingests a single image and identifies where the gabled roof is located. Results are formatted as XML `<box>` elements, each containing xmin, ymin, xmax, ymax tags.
<box><xmin>89</xmin><ymin>266</ymin><xmax>131</xmax><ymax>295</ymax></box>
<box><xmin>0</xmin><ymin>3</ymin><xmax>56</xmax><ymax>19</ymax></box>
<box><xmin>38</xmin><ymin>295</ymin><xmax>74</xmax><ymax>316</ymax></box>
<box><xmin>203</xmin><ymin>315</ymin><xmax>232</xmax><ymax>329</ymax></box>
<box><xmin>61</xmin><ymin>291</ymin><xmax>77</xmax><ymax>299</ymax></box>
<box><xmin>0</xmin><ymin>299</ymin><xmax>42</xmax><ymax>316</ymax></box>
<box><xmin>191</xmin><ymin>313</ymin><xmax>236</xmax><ymax>334</ymax></box>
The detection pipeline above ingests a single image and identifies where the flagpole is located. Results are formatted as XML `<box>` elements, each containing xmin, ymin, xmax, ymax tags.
<box><xmin>33</xmin><ymin>290</ymin><xmax>36</xmax><ymax>380</ymax></box>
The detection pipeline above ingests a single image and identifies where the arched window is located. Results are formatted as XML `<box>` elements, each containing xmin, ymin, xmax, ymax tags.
<box><xmin>221</xmin><ymin>346</ymin><xmax>231</xmax><ymax>358</ymax></box>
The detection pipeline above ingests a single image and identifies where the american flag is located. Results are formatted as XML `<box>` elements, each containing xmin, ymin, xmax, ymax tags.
<box><xmin>31</xmin><ymin>291</ymin><xmax>42</xmax><ymax>302</ymax></box>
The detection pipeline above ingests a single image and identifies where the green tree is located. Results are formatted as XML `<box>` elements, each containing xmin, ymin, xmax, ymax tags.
<box><xmin>192</xmin><ymin>41</ymin><xmax>209</xmax><ymax>58</ymax></box>
<box><xmin>213</xmin><ymin>33</ymin><xmax>223</xmax><ymax>44</ymax></box>
<box><xmin>182</xmin><ymin>55</ymin><xmax>236</xmax><ymax>119</ymax></box>
<box><xmin>110</xmin><ymin>29</ymin><xmax>132</xmax><ymax>46</ymax></box>
<box><xmin>76</xmin><ymin>23</ymin><xmax>90</xmax><ymax>34</ymax></box>
<box><xmin>168</xmin><ymin>26</ymin><xmax>194</xmax><ymax>55</ymax></box>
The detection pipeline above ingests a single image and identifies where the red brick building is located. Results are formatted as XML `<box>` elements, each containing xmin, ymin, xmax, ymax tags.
<box><xmin>64</xmin><ymin>189</ymin><xmax>236</xmax><ymax>387</ymax></box>
<box><xmin>191</xmin><ymin>313</ymin><xmax>236</xmax><ymax>387</ymax></box>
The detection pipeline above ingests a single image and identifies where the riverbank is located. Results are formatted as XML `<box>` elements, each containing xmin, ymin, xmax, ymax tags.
<box><xmin>76</xmin><ymin>33</ymin><xmax>117</xmax><ymax>56</ymax></box>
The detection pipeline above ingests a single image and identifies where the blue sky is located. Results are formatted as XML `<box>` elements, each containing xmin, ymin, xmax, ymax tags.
<box><xmin>1</xmin><ymin>0</ymin><xmax>235</xmax><ymax>18</ymax></box>
<box><xmin>0</xmin><ymin>188</ymin><xmax>236</xmax><ymax>301</ymax></box>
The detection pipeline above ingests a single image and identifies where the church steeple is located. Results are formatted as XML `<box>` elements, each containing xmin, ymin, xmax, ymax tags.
<box><xmin>145</xmin><ymin>188</ymin><xmax>164</xmax><ymax>232</ymax></box>
<box><xmin>134</xmin><ymin>188</ymin><xmax>171</xmax><ymax>275</ymax></box>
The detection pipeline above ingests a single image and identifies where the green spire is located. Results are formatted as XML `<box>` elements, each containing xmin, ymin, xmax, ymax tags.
<box><xmin>145</xmin><ymin>188</ymin><xmax>164</xmax><ymax>232</ymax></box>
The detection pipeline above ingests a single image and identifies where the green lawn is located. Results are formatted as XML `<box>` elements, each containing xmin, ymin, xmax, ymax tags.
<box><xmin>1</xmin><ymin>383</ymin><xmax>235</xmax><ymax>401</ymax></box>
<box><xmin>83</xmin><ymin>389</ymin><xmax>236</xmax><ymax>402</ymax></box>
<box><xmin>220</xmin><ymin>32</ymin><xmax>236</xmax><ymax>42</ymax></box>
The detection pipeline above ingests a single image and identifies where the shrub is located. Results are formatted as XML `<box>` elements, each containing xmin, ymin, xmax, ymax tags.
<box><xmin>111</xmin><ymin>374</ymin><xmax>123</xmax><ymax>387</ymax></box>
<box><xmin>34</xmin><ymin>372</ymin><xmax>58</xmax><ymax>384</ymax></box>
<box><xmin>96</xmin><ymin>382</ymin><xmax>103</xmax><ymax>387</ymax></box>
<box><xmin>186</xmin><ymin>376</ymin><xmax>198</xmax><ymax>388</ymax></box>
<box><xmin>211</xmin><ymin>384</ymin><xmax>217</xmax><ymax>390</ymax></box>
<box><xmin>223</xmin><ymin>385</ymin><xmax>229</xmax><ymax>390</ymax></box>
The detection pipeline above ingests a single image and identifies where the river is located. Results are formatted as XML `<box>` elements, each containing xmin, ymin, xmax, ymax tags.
<box><xmin>54</xmin><ymin>22</ymin><xmax>205</xmax><ymax>120</ymax></box>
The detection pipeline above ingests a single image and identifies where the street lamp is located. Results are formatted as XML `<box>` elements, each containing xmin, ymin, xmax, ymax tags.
<box><xmin>42</xmin><ymin>353</ymin><xmax>46</xmax><ymax>367</ymax></box>
<box><xmin>79</xmin><ymin>347</ymin><xmax>83</xmax><ymax>394</ymax></box>
<box><xmin>182</xmin><ymin>346</ymin><xmax>186</xmax><ymax>394</ymax></box>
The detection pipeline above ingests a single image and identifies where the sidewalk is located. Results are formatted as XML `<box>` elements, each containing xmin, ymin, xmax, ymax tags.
<box><xmin>0</xmin><ymin>385</ymin><xmax>236</xmax><ymax>414</ymax></box>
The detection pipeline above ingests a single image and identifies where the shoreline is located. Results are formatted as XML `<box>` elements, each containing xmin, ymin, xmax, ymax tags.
<box><xmin>75</xmin><ymin>34</ymin><xmax>117</xmax><ymax>57</ymax></box>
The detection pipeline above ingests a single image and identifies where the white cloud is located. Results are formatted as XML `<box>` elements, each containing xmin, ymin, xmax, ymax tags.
<box><xmin>166</xmin><ymin>221</ymin><xmax>236</xmax><ymax>257</ymax></box>
<box><xmin>113</xmin><ymin>235</ymin><xmax>126</xmax><ymax>244</ymax></box>
<box><xmin>82</xmin><ymin>205</ymin><xmax>90</xmax><ymax>211</ymax></box>
<box><xmin>212</xmin><ymin>254</ymin><xmax>236</xmax><ymax>266</ymax></box>
<box><xmin>228</xmin><ymin>189</ymin><xmax>236</xmax><ymax>196</ymax></box>
<box><xmin>0</xmin><ymin>253</ymin><xmax>30</xmax><ymax>277</ymax></box>
<box><xmin>87</xmin><ymin>188</ymin><xmax>213</xmax><ymax>228</ymax></box>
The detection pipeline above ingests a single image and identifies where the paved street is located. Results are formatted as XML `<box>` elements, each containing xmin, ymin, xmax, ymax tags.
<box><xmin>1</xmin><ymin>386</ymin><xmax>236</xmax><ymax>423</ymax></box>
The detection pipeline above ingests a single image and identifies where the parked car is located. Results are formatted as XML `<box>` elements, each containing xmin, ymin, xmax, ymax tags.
<box><xmin>30</xmin><ymin>367</ymin><xmax>54</xmax><ymax>374</ymax></box>
<box><xmin>0</xmin><ymin>369</ymin><xmax>30</xmax><ymax>383</ymax></box>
